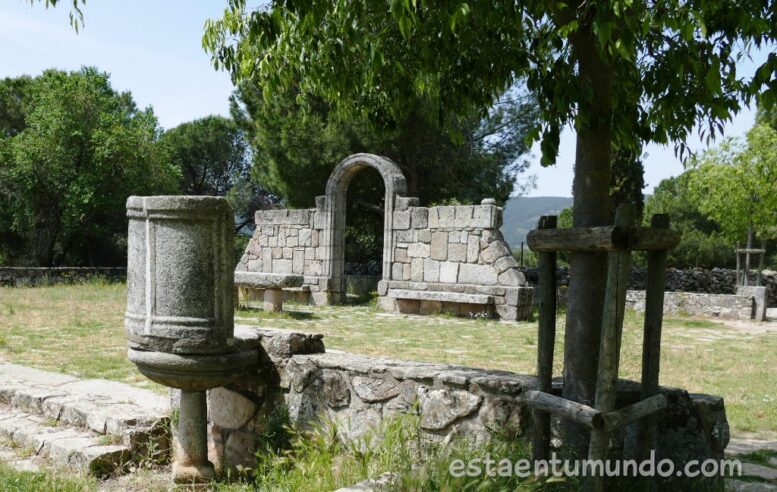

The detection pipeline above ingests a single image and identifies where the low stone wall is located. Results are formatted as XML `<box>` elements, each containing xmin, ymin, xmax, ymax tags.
<box><xmin>379</xmin><ymin>200</ymin><xmax>533</xmax><ymax>321</ymax></box>
<box><xmin>236</xmin><ymin>208</ymin><xmax>329</xmax><ymax>304</ymax></box>
<box><xmin>0</xmin><ymin>267</ymin><xmax>126</xmax><ymax>287</ymax></box>
<box><xmin>182</xmin><ymin>327</ymin><xmax>729</xmax><ymax>483</ymax></box>
<box><xmin>630</xmin><ymin>267</ymin><xmax>776</xmax><ymax>307</ymax></box>
<box><xmin>626</xmin><ymin>290</ymin><xmax>754</xmax><ymax>320</ymax></box>
<box><xmin>237</xmin><ymin>200</ymin><xmax>534</xmax><ymax>320</ymax></box>
<box><xmin>525</xmin><ymin>267</ymin><xmax>775</xmax><ymax>310</ymax></box>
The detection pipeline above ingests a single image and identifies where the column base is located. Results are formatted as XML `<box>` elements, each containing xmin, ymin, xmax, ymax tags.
<box><xmin>263</xmin><ymin>288</ymin><xmax>284</xmax><ymax>312</ymax></box>
<box><xmin>172</xmin><ymin>461</ymin><xmax>216</xmax><ymax>484</ymax></box>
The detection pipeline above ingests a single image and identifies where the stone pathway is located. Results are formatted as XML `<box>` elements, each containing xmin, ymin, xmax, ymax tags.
<box><xmin>0</xmin><ymin>363</ymin><xmax>170</xmax><ymax>477</ymax></box>
<box><xmin>726</xmin><ymin>437</ymin><xmax>777</xmax><ymax>490</ymax></box>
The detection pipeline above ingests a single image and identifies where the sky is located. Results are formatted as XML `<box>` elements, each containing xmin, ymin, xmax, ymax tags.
<box><xmin>0</xmin><ymin>1</ymin><xmax>768</xmax><ymax>197</ymax></box>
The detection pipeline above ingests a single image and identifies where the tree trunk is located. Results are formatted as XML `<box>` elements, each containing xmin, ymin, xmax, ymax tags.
<box><xmin>562</xmin><ymin>25</ymin><xmax>615</xmax><ymax>458</ymax></box>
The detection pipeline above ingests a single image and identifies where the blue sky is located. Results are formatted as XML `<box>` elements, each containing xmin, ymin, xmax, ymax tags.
<box><xmin>0</xmin><ymin>0</ymin><xmax>767</xmax><ymax>197</ymax></box>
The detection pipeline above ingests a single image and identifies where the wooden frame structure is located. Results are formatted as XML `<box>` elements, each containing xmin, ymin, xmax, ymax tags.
<box><xmin>526</xmin><ymin>207</ymin><xmax>680</xmax><ymax>490</ymax></box>
<box><xmin>735</xmin><ymin>240</ymin><xmax>767</xmax><ymax>287</ymax></box>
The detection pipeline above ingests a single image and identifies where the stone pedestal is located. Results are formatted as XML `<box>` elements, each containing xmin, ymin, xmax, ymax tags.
<box><xmin>173</xmin><ymin>391</ymin><xmax>214</xmax><ymax>483</ymax></box>
<box><xmin>264</xmin><ymin>288</ymin><xmax>284</xmax><ymax>312</ymax></box>
<box><xmin>125</xmin><ymin>196</ymin><xmax>234</xmax><ymax>355</ymax></box>
<box><xmin>736</xmin><ymin>285</ymin><xmax>768</xmax><ymax>321</ymax></box>
<box><xmin>125</xmin><ymin>196</ymin><xmax>259</xmax><ymax>484</ymax></box>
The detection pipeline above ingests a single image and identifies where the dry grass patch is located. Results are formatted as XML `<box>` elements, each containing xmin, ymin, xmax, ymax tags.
<box><xmin>0</xmin><ymin>284</ymin><xmax>774</xmax><ymax>435</ymax></box>
<box><xmin>238</xmin><ymin>304</ymin><xmax>777</xmax><ymax>435</ymax></box>
<box><xmin>0</xmin><ymin>283</ymin><xmax>160</xmax><ymax>393</ymax></box>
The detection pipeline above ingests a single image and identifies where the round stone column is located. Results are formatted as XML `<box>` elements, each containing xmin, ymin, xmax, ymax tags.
<box><xmin>125</xmin><ymin>196</ymin><xmax>257</xmax><ymax>484</ymax></box>
<box><xmin>125</xmin><ymin>196</ymin><xmax>234</xmax><ymax>354</ymax></box>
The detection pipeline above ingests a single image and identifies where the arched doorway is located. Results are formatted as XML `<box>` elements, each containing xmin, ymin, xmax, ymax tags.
<box><xmin>321</xmin><ymin>153</ymin><xmax>407</xmax><ymax>303</ymax></box>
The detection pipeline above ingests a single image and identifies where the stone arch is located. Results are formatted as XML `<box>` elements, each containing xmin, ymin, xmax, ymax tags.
<box><xmin>321</xmin><ymin>153</ymin><xmax>407</xmax><ymax>303</ymax></box>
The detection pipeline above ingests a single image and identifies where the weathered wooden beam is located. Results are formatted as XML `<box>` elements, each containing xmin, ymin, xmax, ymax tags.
<box><xmin>627</xmin><ymin>227</ymin><xmax>681</xmax><ymax>251</ymax></box>
<box><xmin>588</xmin><ymin>205</ymin><xmax>635</xmax><ymax>491</ymax></box>
<box><xmin>758</xmin><ymin>240</ymin><xmax>765</xmax><ymax>286</ymax></box>
<box><xmin>735</xmin><ymin>248</ymin><xmax>767</xmax><ymax>254</ymax></box>
<box><xmin>603</xmin><ymin>394</ymin><xmax>668</xmax><ymax>431</ymax></box>
<box><xmin>527</xmin><ymin>226</ymin><xmax>679</xmax><ymax>252</ymax></box>
<box><xmin>523</xmin><ymin>390</ymin><xmax>604</xmax><ymax>430</ymax></box>
<box><xmin>636</xmin><ymin>215</ymin><xmax>671</xmax><ymax>463</ymax></box>
<box><xmin>533</xmin><ymin>215</ymin><xmax>557</xmax><ymax>463</ymax></box>
<box><xmin>527</xmin><ymin>226</ymin><xmax>626</xmax><ymax>252</ymax></box>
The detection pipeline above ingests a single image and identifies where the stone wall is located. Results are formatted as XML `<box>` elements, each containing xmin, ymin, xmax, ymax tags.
<box><xmin>626</xmin><ymin>290</ymin><xmax>754</xmax><ymax>320</ymax></box>
<box><xmin>186</xmin><ymin>327</ymin><xmax>729</xmax><ymax>484</ymax></box>
<box><xmin>377</xmin><ymin>200</ymin><xmax>533</xmax><ymax>321</ymax></box>
<box><xmin>0</xmin><ymin>267</ymin><xmax>126</xmax><ymax>287</ymax></box>
<box><xmin>236</xmin><ymin>199</ymin><xmax>533</xmax><ymax>320</ymax></box>
<box><xmin>630</xmin><ymin>267</ymin><xmax>776</xmax><ymax>307</ymax></box>
<box><xmin>526</xmin><ymin>267</ymin><xmax>775</xmax><ymax>307</ymax></box>
<box><xmin>235</xmin><ymin>207</ymin><xmax>329</xmax><ymax>305</ymax></box>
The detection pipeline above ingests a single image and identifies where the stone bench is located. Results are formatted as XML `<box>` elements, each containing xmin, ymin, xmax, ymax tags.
<box><xmin>234</xmin><ymin>272</ymin><xmax>304</xmax><ymax>312</ymax></box>
<box><xmin>387</xmin><ymin>288</ymin><xmax>494</xmax><ymax>317</ymax></box>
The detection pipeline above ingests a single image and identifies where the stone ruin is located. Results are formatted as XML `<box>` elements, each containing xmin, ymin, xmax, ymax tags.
<box><xmin>122</xmin><ymin>194</ymin><xmax>731</xmax><ymax>488</ymax></box>
<box><xmin>235</xmin><ymin>153</ymin><xmax>534</xmax><ymax>321</ymax></box>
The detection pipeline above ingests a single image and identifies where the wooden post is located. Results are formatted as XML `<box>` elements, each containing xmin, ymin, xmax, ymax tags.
<box><xmin>588</xmin><ymin>205</ymin><xmax>634</xmax><ymax>491</ymax></box>
<box><xmin>636</xmin><ymin>215</ymin><xmax>670</xmax><ymax>463</ymax></box>
<box><xmin>735</xmin><ymin>241</ymin><xmax>741</xmax><ymax>286</ymax></box>
<box><xmin>744</xmin><ymin>229</ymin><xmax>753</xmax><ymax>286</ymax></box>
<box><xmin>758</xmin><ymin>240</ymin><xmax>765</xmax><ymax>287</ymax></box>
<box><xmin>532</xmin><ymin>216</ymin><xmax>557</xmax><ymax>464</ymax></box>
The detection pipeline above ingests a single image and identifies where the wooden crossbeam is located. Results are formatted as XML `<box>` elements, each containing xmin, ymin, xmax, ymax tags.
<box><xmin>527</xmin><ymin>226</ymin><xmax>679</xmax><ymax>252</ymax></box>
<box><xmin>527</xmin><ymin>226</ymin><xmax>626</xmax><ymax>252</ymax></box>
<box><xmin>523</xmin><ymin>390</ymin><xmax>604</xmax><ymax>429</ymax></box>
<box><xmin>602</xmin><ymin>394</ymin><xmax>667</xmax><ymax>431</ymax></box>
<box><xmin>523</xmin><ymin>390</ymin><xmax>668</xmax><ymax>432</ymax></box>
<box><xmin>628</xmin><ymin>227</ymin><xmax>681</xmax><ymax>251</ymax></box>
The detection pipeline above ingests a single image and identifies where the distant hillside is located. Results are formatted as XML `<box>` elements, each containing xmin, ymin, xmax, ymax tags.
<box><xmin>500</xmin><ymin>196</ymin><xmax>573</xmax><ymax>248</ymax></box>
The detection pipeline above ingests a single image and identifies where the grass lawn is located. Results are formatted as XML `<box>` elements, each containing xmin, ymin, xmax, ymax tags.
<box><xmin>0</xmin><ymin>283</ymin><xmax>775</xmax><ymax>436</ymax></box>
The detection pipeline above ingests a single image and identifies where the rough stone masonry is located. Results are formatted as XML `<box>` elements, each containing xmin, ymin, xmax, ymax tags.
<box><xmin>173</xmin><ymin>327</ymin><xmax>730</xmax><ymax>486</ymax></box>
<box><xmin>236</xmin><ymin>153</ymin><xmax>533</xmax><ymax>321</ymax></box>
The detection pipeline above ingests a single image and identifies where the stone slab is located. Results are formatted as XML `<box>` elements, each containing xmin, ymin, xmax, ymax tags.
<box><xmin>388</xmin><ymin>289</ymin><xmax>493</xmax><ymax>305</ymax></box>
<box><xmin>0</xmin><ymin>407</ymin><xmax>131</xmax><ymax>476</ymax></box>
<box><xmin>234</xmin><ymin>271</ymin><xmax>304</xmax><ymax>288</ymax></box>
<box><xmin>0</xmin><ymin>363</ymin><xmax>169</xmax><ymax>461</ymax></box>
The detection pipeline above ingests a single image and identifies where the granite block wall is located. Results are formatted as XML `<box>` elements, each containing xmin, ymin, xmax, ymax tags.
<box><xmin>180</xmin><ymin>327</ymin><xmax>729</xmax><ymax>487</ymax></box>
<box><xmin>236</xmin><ymin>200</ymin><xmax>534</xmax><ymax>320</ymax></box>
<box><xmin>235</xmin><ymin>206</ymin><xmax>330</xmax><ymax>304</ymax></box>
<box><xmin>626</xmin><ymin>290</ymin><xmax>754</xmax><ymax>320</ymax></box>
<box><xmin>378</xmin><ymin>202</ymin><xmax>532</xmax><ymax>320</ymax></box>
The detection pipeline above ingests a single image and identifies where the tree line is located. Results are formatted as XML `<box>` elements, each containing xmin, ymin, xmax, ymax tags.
<box><xmin>0</xmin><ymin>67</ymin><xmax>539</xmax><ymax>266</ymax></box>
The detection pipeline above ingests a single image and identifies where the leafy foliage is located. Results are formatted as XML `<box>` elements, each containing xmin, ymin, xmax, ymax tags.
<box><xmin>160</xmin><ymin>116</ymin><xmax>248</xmax><ymax>196</ymax></box>
<box><xmin>231</xmin><ymin>83</ymin><xmax>538</xmax><ymax>208</ymax></box>
<box><xmin>30</xmin><ymin>0</ymin><xmax>86</xmax><ymax>31</ymax></box>
<box><xmin>203</xmin><ymin>0</ymin><xmax>776</xmax><ymax>166</ymax></box>
<box><xmin>159</xmin><ymin>115</ymin><xmax>274</xmax><ymax>232</ymax></box>
<box><xmin>0</xmin><ymin>76</ymin><xmax>34</xmax><ymax>138</ymax></box>
<box><xmin>0</xmin><ymin>68</ymin><xmax>179</xmax><ymax>266</ymax></box>
<box><xmin>687</xmin><ymin>124</ymin><xmax>777</xmax><ymax>242</ymax></box>
<box><xmin>644</xmin><ymin>173</ymin><xmax>734</xmax><ymax>268</ymax></box>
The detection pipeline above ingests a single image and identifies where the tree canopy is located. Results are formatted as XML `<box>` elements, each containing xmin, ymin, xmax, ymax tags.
<box><xmin>688</xmin><ymin>123</ymin><xmax>777</xmax><ymax>242</ymax></box>
<box><xmin>160</xmin><ymin>115</ymin><xmax>273</xmax><ymax>232</ymax></box>
<box><xmin>643</xmin><ymin>173</ymin><xmax>733</xmax><ymax>268</ymax></box>
<box><xmin>232</xmin><ymin>83</ymin><xmax>538</xmax><ymax>208</ymax></box>
<box><xmin>204</xmin><ymin>0</ymin><xmax>776</xmax><ymax>165</ymax></box>
<box><xmin>0</xmin><ymin>68</ymin><xmax>179</xmax><ymax>266</ymax></box>
<box><xmin>205</xmin><ymin>0</ymin><xmax>777</xmax><ymax>456</ymax></box>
